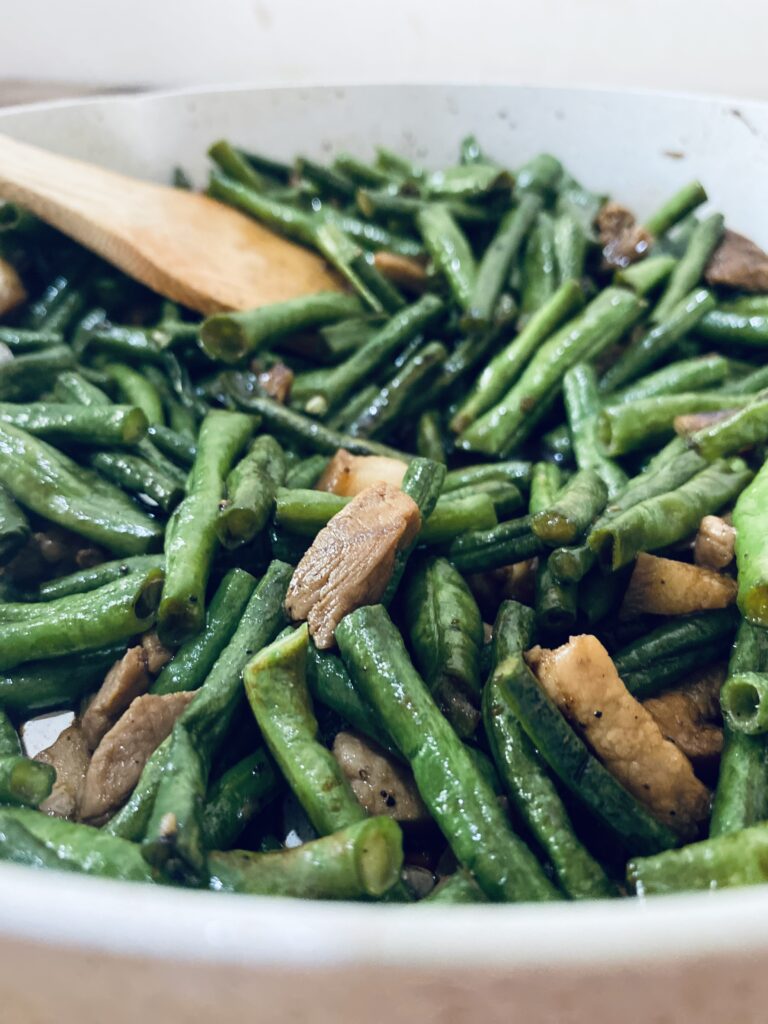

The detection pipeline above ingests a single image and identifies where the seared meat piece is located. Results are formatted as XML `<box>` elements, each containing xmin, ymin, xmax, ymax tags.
<box><xmin>467</xmin><ymin>558</ymin><xmax>538</xmax><ymax>617</ymax></box>
<box><xmin>597</xmin><ymin>201</ymin><xmax>651</xmax><ymax>269</ymax></box>
<box><xmin>3</xmin><ymin>528</ymin><xmax>104</xmax><ymax>587</ymax></box>
<box><xmin>694</xmin><ymin>515</ymin><xmax>737</xmax><ymax>571</ymax></box>
<box><xmin>141</xmin><ymin>631</ymin><xmax>173</xmax><ymax>675</ymax></box>
<box><xmin>257</xmin><ymin>362</ymin><xmax>294</xmax><ymax>404</ymax></box>
<box><xmin>644</xmin><ymin>664</ymin><xmax>726</xmax><ymax>768</ymax></box>
<box><xmin>0</xmin><ymin>257</ymin><xmax>26</xmax><ymax>317</ymax></box>
<box><xmin>79</xmin><ymin>691</ymin><xmax>195</xmax><ymax>822</ymax></box>
<box><xmin>286</xmin><ymin>481</ymin><xmax>421</xmax><ymax>649</ymax></box>
<box><xmin>81</xmin><ymin>646</ymin><xmax>151</xmax><ymax>750</ymax></box>
<box><xmin>315</xmin><ymin>449</ymin><xmax>407</xmax><ymax>497</ymax></box>
<box><xmin>36</xmin><ymin>722</ymin><xmax>90</xmax><ymax>819</ymax></box>
<box><xmin>619</xmin><ymin>552</ymin><xmax>737</xmax><ymax>619</ymax></box>
<box><xmin>705</xmin><ymin>229</ymin><xmax>768</xmax><ymax>292</ymax></box>
<box><xmin>527</xmin><ymin>634</ymin><xmax>710</xmax><ymax>836</ymax></box>
<box><xmin>373</xmin><ymin>251</ymin><xmax>429</xmax><ymax>294</ymax></box>
<box><xmin>332</xmin><ymin>731</ymin><xmax>429</xmax><ymax>824</ymax></box>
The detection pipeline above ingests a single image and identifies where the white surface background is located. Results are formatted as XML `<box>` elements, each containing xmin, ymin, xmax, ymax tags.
<box><xmin>3</xmin><ymin>0</ymin><xmax>768</xmax><ymax>100</ymax></box>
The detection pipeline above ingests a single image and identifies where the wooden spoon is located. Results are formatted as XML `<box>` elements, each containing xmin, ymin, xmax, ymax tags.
<box><xmin>0</xmin><ymin>133</ymin><xmax>342</xmax><ymax>315</ymax></box>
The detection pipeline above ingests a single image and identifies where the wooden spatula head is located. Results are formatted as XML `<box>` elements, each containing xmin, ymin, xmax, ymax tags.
<box><xmin>0</xmin><ymin>133</ymin><xmax>342</xmax><ymax>314</ymax></box>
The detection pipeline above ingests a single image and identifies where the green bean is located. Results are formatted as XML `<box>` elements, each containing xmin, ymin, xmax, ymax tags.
<box><xmin>404</xmin><ymin>556</ymin><xmax>484</xmax><ymax>738</ymax></box>
<box><xmin>423</xmin><ymin>870</ymin><xmax>487</xmax><ymax>903</ymax></box>
<box><xmin>687</xmin><ymin>394</ymin><xmax>768</xmax><ymax>460</ymax></box>
<box><xmin>598</xmin><ymin>287</ymin><xmax>715</xmax><ymax>392</ymax></box>
<box><xmin>152</xmin><ymin>569</ymin><xmax>257</xmax><ymax>695</ymax></box>
<box><xmin>589</xmin><ymin>457</ymin><xmax>752</xmax><ymax>570</ymax></box>
<box><xmin>720</xmin><ymin>673</ymin><xmax>768</xmax><ymax>736</ymax></box>
<box><xmin>158</xmin><ymin>410</ymin><xmax>253</xmax><ymax>644</ymax></box>
<box><xmin>711</xmin><ymin>620</ymin><xmax>768</xmax><ymax>837</ymax></box>
<box><xmin>90</xmin><ymin>452</ymin><xmax>184</xmax><ymax>512</ymax></box>
<box><xmin>0</xmin><ymin>711</ymin><xmax>19</xmax><ymax>757</ymax></box>
<box><xmin>446</xmin><ymin>480</ymin><xmax>523</xmax><ymax>519</ymax></box>
<box><xmin>0</xmin><ymin>756</ymin><xmax>55</xmax><ymax>808</ymax></box>
<box><xmin>453</xmin><ymin>279</ymin><xmax>583</xmax><ymax>432</ymax></box>
<box><xmin>99</xmin><ymin>362</ymin><xmax>163</xmax><ymax>426</ymax></box>
<box><xmin>53</xmin><ymin>370</ymin><xmax>108</xmax><ymax>407</ymax></box>
<box><xmin>200</xmin><ymin>293</ymin><xmax>362</xmax><ymax>365</ymax></box>
<box><xmin>563</xmin><ymin>364</ymin><xmax>627</xmax><ymax>497</ymax></box>
<box><xmin>146</xmin><ymin>424</ymin><xmax>197</xmax><ymax>468</ymax></box>
<box><xmin>0</xmin><ymin>808</ymin><xmax>156</xmax><ymax>882</ymax></box>
<box><xmin>106</xmin><ymin>560</ymin><xmax>292</xmax><ymax>841</ymax></box>
<box><xmin>306</xmin><ymin>646</ymin><xmax>394</xmax><ymax>753</ymax></box>
<box><xmin>734</xmin><ymin>458</ymin><xmax>768</xmax><ymax>627</ymax></box>
<box><xmin>427</xmin><ymin>163</ymin><xmax>513</xmax><ymax>201</ymax></box>
<box><xmin>531</xmin><ymin>468</ymin><xmax>608</xmax><ymax>546</ymax></box>
<box><xmin>0</xmin><ymin>569</ymin><xmax>163</xmax><ymax>672</ymax></box>
<box><xmin>31</xmin><ymin>554</ymin><xmax>164</xmax><ymax>602</ymax></box>
<box><xmin>202</xmin><ymin>748</ymin><xmax>279</xmax><ymax>850</ymax></box>
<box><xmin>0</xmin><ymin>327</ymin><xmax>63</xmax><ymax>353</ymax></box>
<box><xmin>208</xmin><ymin>170</ymin><xmax>317</xmax><ymax>246</ymax></box>
<box><xmin>516</xmin><ymin>154</ymin><xmax>563</xmax><ymax>197</ymax></box>
<box><xmin>208</xmin><ymin>139</ymin><xmax>271</xmax><ymax>191</ymax></box>
<box><xmin>312</xmin><ymin>222</ymin><xmax>387</xmax><ymax>312</ymax></box>
<box><xmin>598</xmin><ymin>391</ymin><xmax>741</xmax><ymax>456</ymax></box>
<box><xmin>0</xmin><ymin>485</ymin><xmax>29</xmax><ymax>562</ymax></box>
<box><xmin>484</xmin><ymin>603</ymin><xmax>615</xmax><ymax>898</ymax></box>
<box><xmin>468</xmin><ymin>192</ymin><xmax>542</xmax><ymax>325</ymax></box>
<box><xmin>320</xmin><ymin>208</ymin><xmax>424</xmax><ymax>258</ymax></box>
<box><xmin>447</xmin><ymin>515</ymin><xmax>545</xmax><ymax>573</ymax></box>
<box><xmin>459</xmin><ymin>287</ymin><xmax>645</xmax><ymax>454</ymax></box>
<box><xmin>443</xmin><ymin>460</ymin><xmax>532</xmax><ymax>492</ymax></box>
<box><xmin>615</xmin><ymin>254</ymin><xmax>677</xmax><ymax>296</ymax></box>
<box><xmin>336</xmin><ymin>605</ymin><xmax>558</xmax><ymax>902</ymax></box>
<box><xmin>415</xmin><ymin>410</ymin><xmax>446</xmax><ymax>463</ymax></box>
<box><xmin>0</xmin><ymin>817</ymin><xmax>78</xmax><ymax>872</ymax></box>
<box><xmin>528</xmin><ymin>462</ymin><xmax>562</xmax><ymax>515</ymax></box>
<box><xmin>0</xmin><ymin>422</ymin><xmax>163</xmax><ymax>555</ymax></box>
<box><xmin>77</xmin><ymin>324</ymin><xmax>165</xmax><ymax>365</ymax></box>
<box><xmin>520</xmin><ymin>212</ymin><xmax>557</xmax><ymax>317</ymax></box>
<box><xmin>613</xmin><ymin>354</ymin><xmax>734</xmax><ymax>404</ymax></box>
<box><xmin>417</xmin><ymin>204</ymin><xmax>476</xmax><ymax>311</ymax></box>
<box><xmin>534</xmin><ymin>560</ymin><xmax>578</xmax><ymax>636</ymax></box>
<box><xmin>0</xmin><ymin>402</ymin><xmax>148</xmax><ymax>446</ymax></box>
<box><xmin>217</xmin><ymin>435</ymin><xmax>286</xmax><ymax>549</ymax></box>
<box><xmin>628</xmin><ymin>823</ymin><xmax>768</xmax><ymax>896</ymax></box>
<box><xmin>491</xmin><ymin>653</ymin><xmax>677</xmax><ymax>854</ymax></box>
<box><xmin>332</xmin><ymin>152</ymin><xmax>391</xmax><ymax>188</ymax></box>
<box><xmin>459</xmin><ymin>135</ymin><xmax>486</xmax><ymax>165</ymax></box>
<box><xmin>347</xmin><ymin>342</ymin><xmax>446</xmax><ymax>439</ymax></box>
<box><xmin>652</xmin><ymin>213</ymin><xmax>724</xmax><ymax>323</ymax></box>
<box><xmin>208</xmin><ymin>817</ymin><xmax>403</xmax><ymax>899</ymax></box>
<box><xmin>0</xmin><ymin>643</ymin><xmax>126</xmax><ymax>714</ymax></box>
<box><xmin>284</xmin><ymin>454</ymin><xmax>327</xmax><ymax>489</ymax></box>
<box><xmin>297</xmin><ymin>156</ymin><xmax>357</xmax><ymax>200</ymax></box>
<box><xmin>0</xmin><ymin>346</ymin><xmax>75</xmax><ymax>401</ymax></box>
<box><xmin>294</xmin><ymin>295</ymin><xmax>443</xmax><ymax>416</ymax></box>
<box><xmin>644</xmin><ymin>180</ymin><xmax>708</xmax><ymax>237</ymax></box>
<box><xmin>722</xmin><ymin>364</ymin><xmax>768</xmax><ymax>396</ymax></box>
<box><xmin>555</xmin><ymin>171</ymin><xmax>604</xmax><ymax>238</ymax></box>
<box><xmin>244</xmin><ymin>625</ymin><xmax>365</xmax><ymax>835</ymax></box>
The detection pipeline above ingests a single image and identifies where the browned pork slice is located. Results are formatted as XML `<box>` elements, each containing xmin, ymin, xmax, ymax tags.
<box><xmin>619</xmin><ymin>552</ymin><xmax>737</xmax><ymax>619</ymax></box>
<box><xmin>257</xmin><ymin>361</ymin><xmax>294</xmax><ymax>404</ymax></box>
<box><xmin>286</xmin><ymin>481</ymin><xmax>421</xmax><ymax>649</ymax></box>
<box><xmin>597</xmin><ymin>201</ymin><xmax>652</xmax><ymax>269</ymax></box>
<box><xmin>527</xmin><ymin>634</ymin><xmax>711</xmax><ymax>836</ymax></box>
<box><xmin>644</xmin><ymin>664</ymin><xmax>726</xmax><ymax>767</ymax></box>
<box><xmin>332</xmin><ymin>731</ymin><xmax>429</xmax><ymax>824</ymax></box>
<box><xmin>694</xmin><ymin>515</ymin><xmax>737</xmax><ymax>570</ymax></box>
<box><xmin>0</xmin><ymin>256</ymin><xmax>26</xmax><ymax>317</ymax></box>
<box><xmin>36</xmin><ymin>722</ymin><xmax>91</xmax><ymax>819</ymax></box>
<box><xmin>79</xmin><ymin>691</ymin><xmax>195</xmax><ymax>822</ymax></box>
<box><xmin>141</xmin><ymin>631</ymin><xmax>173</xmax><ymax>675</ymax></box>
<box><xmin>81</xmin><ymin>646</ymin><xmax>151</xmax><ymax>750</ymax></box>
<box><xmin>705</xmin><ymin>229</ymin><xmax>768</xmax><ymax>291</ymax></box>
<box><xmin>315</xmin><ymin>449</ymin><xmax>407</xmax><ymax>496</ymax></box>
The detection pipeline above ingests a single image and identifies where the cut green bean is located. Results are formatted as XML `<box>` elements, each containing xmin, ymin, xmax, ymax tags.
<box><xmin>0</xmin><ymin>345</ymin><xmax>75</xmax><ymax>401</ymax></box>
<box><xmin>613</xmin><ymin>353</ymin><xmax>734</xmax><ymax>404</ymax></box>
<box><xmin>531</xmin><ymin>468</ymin><xmax>608</xmax><ymax>546</ymax></box>
<box><xmin>0</xmin><ymin>644</ymin><xmax>127</xmax><ymax>715</ymax></box>
<box><xmin>0</xmin><ymin>484</ymin><xmax>29</xmax><ymax>562</ymax></box>
<box><xmin>652</xmin><ymin>213</ymin><xmax>724</xmax><ymax>323</ymax></box>
<box><xmin>216</xmin><ymin>434</ymin><xmax>286</xmax><ymax>548</ymax></box>
<box><xmin>417</xmin><ymin>204</ymin><xmax>476</xmax><ymax>311</ymax></box>
<box><xmin>528</xmin><ymin>462</ymin><xmax>562</xmax><ymax>516</ymax></box>
<box><xmin>720</xmin><ymin>673</ymin><xmax>768</xmax><ymax>736</ymax></box>
<box><xmin>158</xmin><ymin>410</ymin><xmax>253</xmax><ymax>644</ymax></box>
<box><xmin>734</xmin><ymin>458</ymin><xmax>768</xmax><ymax>626</ymax></box>
<box><xmin>31</xmin><ymin>554</ymin><xmax>164</xmax><ymax>602</ymax></box>
<box><xmin>202</xmin><ymin>748</ymin><xmax>279</xmax><ymax>850</ymax></box>
<box><xmin>644</xmin><ymin>181</ymin><xmax>708</xmax><ymax>238</ymax></box>
<box><xmin>337</xmin><ymin>605</ymin><xmax>558</xmax><ymax>902</ymax></box>
<box><xmin>520</xmin><ymin>212</ymin><xmax>557</xmax><ymax>317</ymax></box>
<box><xmin>598</xmin><ymin>391</ymin><xmax>741</xmax><ymax>456</ymax></box>
<box><xmin>209</xmin><ymin>817</ymin><xmax>403</xmax><ymax>899</ymax></box>
<box><xmin>90</xmin><ymin>452</ymin><xmax>184</xmax><ymax>512</ymax></box>
<box><xmin>615</xmin><ymin>254</ymin><xmax>677</xmax><ymax>296</ymax></box>
<box><xmin>0</xmin><ymin>402</ymin><xmax>148</xmax><ymax>447</ymax></box>
<box><xmin>697</xmin><ymin>308</ymin><xmax>768</xmax><ymax>348</ymax></box>
<box><xmin>244</xmin><ymin>625</ymin><xmax>365</xmax><ymax>835</ymax></box>
<box><xmin>563</xmin><ymin>363</ymin><xmax>627</xmax><ymax>497</ymax></box>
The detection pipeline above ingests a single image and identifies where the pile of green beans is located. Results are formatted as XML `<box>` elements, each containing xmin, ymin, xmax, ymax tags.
<box><xmin>0</xmin><ymin>132</ymin><xmax>767</xmax><ymax>904</ymax></box>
